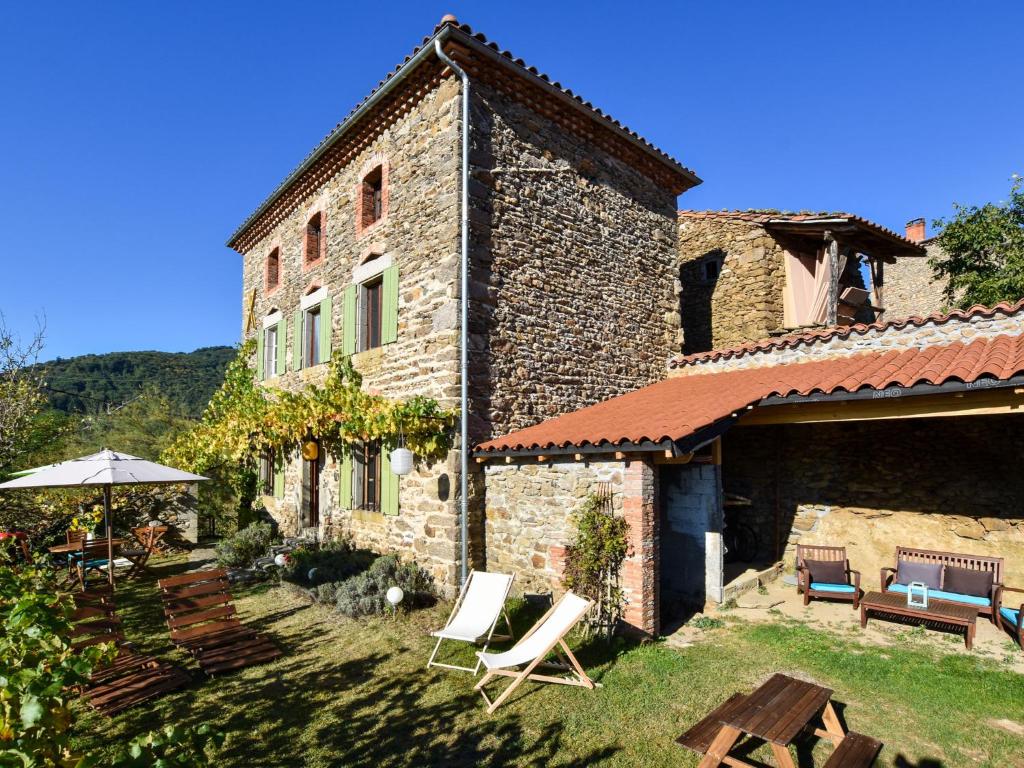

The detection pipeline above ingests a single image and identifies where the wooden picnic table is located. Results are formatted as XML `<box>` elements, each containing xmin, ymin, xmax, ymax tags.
<box><xmin>680</xmin><ymin>673</ymin><xmax>847</xmax><ymax>768</ymax></box>
<box><xmin>49</xmin><ymin>538</ymin><xmax>125</xmax><ymax>555</ymax></box>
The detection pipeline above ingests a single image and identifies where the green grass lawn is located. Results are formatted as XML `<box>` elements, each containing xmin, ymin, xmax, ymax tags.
<box><xmin>73</xmin><ymin>555</ymin><xmax>1024</xmax><ymax>767</ymax></box>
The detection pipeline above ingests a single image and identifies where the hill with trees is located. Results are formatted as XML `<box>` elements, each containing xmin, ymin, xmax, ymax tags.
<box><xmin>33</xmin><ymin>346</ymin><xmax>235</xmax><ymax>417</ymax></box>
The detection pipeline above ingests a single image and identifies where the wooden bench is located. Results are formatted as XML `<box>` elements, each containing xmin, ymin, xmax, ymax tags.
<box><xmin>881</xmin><ymin>546</ymin><xmax>1002</xmax><ymax>623</ymax></box>
<box><xmin>158</xmin><ymin>569</ymin><xmax>282</xmax><ymax>675</ymax></box>
<box><xmin>823</xmin><ymin>731</ymin><xmax>882</xmax><ymax>767</ymax></box>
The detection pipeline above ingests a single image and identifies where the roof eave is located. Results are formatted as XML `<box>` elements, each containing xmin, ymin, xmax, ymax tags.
<box><xmin>226</xmin><ymin>23</ymin><xmax>701</xmax><ymax>252</ymax></box>
<box><xmin>225</xmin><ymin>24</ymin><xmax>457</xmax><ymax>250</ymax></box>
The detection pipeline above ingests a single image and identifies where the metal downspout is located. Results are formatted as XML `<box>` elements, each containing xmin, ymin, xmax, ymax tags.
<box><xmin>433</xmin><ymin>39</ymin><xmax>471</xmax><ymax>587</ymax></box>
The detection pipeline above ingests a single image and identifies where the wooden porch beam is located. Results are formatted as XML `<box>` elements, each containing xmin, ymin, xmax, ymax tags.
<box><xmin>738</xmin><ymin>387</ymin><xmax>1024</xmax><ymax>427</ymax></box>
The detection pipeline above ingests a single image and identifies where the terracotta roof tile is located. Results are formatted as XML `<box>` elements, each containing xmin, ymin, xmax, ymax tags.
<box><xmin>669</xmin><ymin>299</ymin><xmax>1024</xmax><ymax>369</ymax></box>
<box><xmin>476</xmin><ymin>333</ymin><xmax>1024</xmax><ymax>453</ymax></box>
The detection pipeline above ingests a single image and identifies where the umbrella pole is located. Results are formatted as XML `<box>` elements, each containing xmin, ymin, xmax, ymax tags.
<box><xmin>104</xmin><ymin>484</ymin><xmax>114</xmax><ymax>588</ymax></box>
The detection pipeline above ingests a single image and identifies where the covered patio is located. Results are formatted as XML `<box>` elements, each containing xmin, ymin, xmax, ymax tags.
<box><xmin>475</xmin><ymin>301</ymin><xmax>1024</xmax><ymax>636</ymax></box>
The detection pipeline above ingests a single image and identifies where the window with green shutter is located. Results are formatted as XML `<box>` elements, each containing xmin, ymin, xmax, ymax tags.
<box><xmin>276</xmin><ymin>319</ymin><xmax>287</xmax><ymax>375</ymax></box>
<box><xmin>273</xmin><ymin>456</ymin><xmax>285</xmax><ymax>499</ymax></box>
<box><xmin>255</xmin><ymin>331</ymin><xmax>264</xmax><ymax>381</ymax></box>
<box><xmin>382</xmin><ymin>265</ymin><xmax>399</xmax><ymax>345</ymax></box>
<box><xmin>381</xmin><ymin>447</ymin><xmax>399</xmax><ymax>516</ymax></box>
<box><xmin>339</xmin><ymin>451</ymin><xmax>352</xmax><ymax>509</ymax></box>
<box><xmin>342</xmin><ymin>284</ymin><xmax>357</xmax><ymax>356</ymax></box>
<box><xmin>318</xmin><ymin>294</ymin><xmax>332</xmax><ymax>364</ymax></box>
<box><xmin>292</xmin><ymin>309</ymin><xmax>303</xmax><ymax>371</ymax></box>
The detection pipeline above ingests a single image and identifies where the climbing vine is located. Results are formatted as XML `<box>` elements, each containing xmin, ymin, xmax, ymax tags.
<box><xmin>562</xmin><ymin>492</ymin><xmax>630</xmax><ymax>638</ymax></box>
<box><xmin>162</xmin><ymin>342</ymin><xmax>457</xmax><ymax>480</ymax></box>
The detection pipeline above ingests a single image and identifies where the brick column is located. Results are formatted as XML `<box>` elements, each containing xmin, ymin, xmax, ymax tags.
<box><xmin>621</xmin><ymin>458</ymin><xmax>659</xmax><ymax>637</ymax></box>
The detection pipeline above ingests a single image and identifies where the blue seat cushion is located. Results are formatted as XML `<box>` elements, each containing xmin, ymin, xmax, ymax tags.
<box><xmin>810</xmin><ymin>583</ymin><xmax>856</xmax><ymax>594</ymax></box>
<box><xmin>83</xmin><ymin>558</ymin><xmax>110</xmax><ymax>568</ymax></box>
<box><xmin>887</xmin><ymin>583</ymin><xmax>990</xmax><ymax>607</ymax></box>
<box><xmin>1000</xmin><ymin>607</ymin><xmax>1021</xmax><ymax>628</ymax></box>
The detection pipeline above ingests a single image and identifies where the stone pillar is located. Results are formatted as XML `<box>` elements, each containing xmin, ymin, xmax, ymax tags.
<box><xmin>621</xmin><ymin>458</ymin><xmax>659</xmax><ymax>636</ymax></box>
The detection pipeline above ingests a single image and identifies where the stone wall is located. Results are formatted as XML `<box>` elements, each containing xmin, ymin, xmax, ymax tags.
<box><xmin>884</xmin><ymin>242</ymin><xmax>957</xmax><ymax>320</ymax></box>
<box><xmin>722</xmin><ymin>415</ymin><xmax>1024</xmax><ymax>586</ymax></box>
<box><xmin>239</xmin><ymin>76</ymin><xmax>464</xmax><ymax>585</ymax></box>
<box><xmin>677</xmin><ymin>216</ymin><xmax>787</xmax><ymax>352</ymax></box>
<box><xmin>482</xmin><ymin>459</ymin><xmax>625</xmax><ymax>593</ymax></box>
<box><xmin>470</xmin><ymin>81</ymin><xmax>682</xmax><ymax>439</ymax></box>
<box><xmin>670</xmin><ymin>303</ymin><xmax>1023</xmax><ymax>376</ymax></box>
<box><xmin>483</xmin><ymin>456</ymin><xmax>661</xmax><ymax>636</ymax></box>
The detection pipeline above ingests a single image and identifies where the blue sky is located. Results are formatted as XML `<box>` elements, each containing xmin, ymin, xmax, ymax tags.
<box><xmin>1</xmin><ymin>1</ymin><xmax>1020</xmax><ymax>361</ymax></box>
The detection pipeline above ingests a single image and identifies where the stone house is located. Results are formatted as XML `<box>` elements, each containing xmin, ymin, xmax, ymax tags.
<box><xmin>676</xmin><ymin>210</ymin><xmax>926</xmax><ymax>353</ymax></box>
<box><xmin>884</xmin><ymin>217</ymin><xmax>964</xmax><ymax>319</ymax></box>
<box><xmin>226</xmin><ymin>17</ymin><xmax>699</xmax><ymax>586</ymax></box>
<box><xmin>477</xmin><ymin>301</ymin><xmax>1024</xmax><ymax>636</ymax></box>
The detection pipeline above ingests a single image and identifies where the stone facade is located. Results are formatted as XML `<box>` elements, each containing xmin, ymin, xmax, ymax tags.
<box><xmin>241</xmin><ymin>77</ymin><xmax>464</xmax><ymax>584</ymax></box>
<box><xmin>722</xmin><ymin>415</ymin><xmax>1024</xmax><ymax>587</ymax></box>
<box><xmin>482</xmin><ymin>456</ymin><xmax>663</xmax><ymax>636</ymax></box>
<box><xmin>235</xmin><ymin>59</ymin><xmax>687</xmax><ymax>591</ymax></box>
<box><xmin>883</xmin><ymin>241</ymin><xmax>958</xmax><ymax>320</ymax></box>
<box><xmin>469</xmin><ymin>81</ymin><xmax>681</xmax><ymax>439</ymax></box>
<box><xmin>677</xmin><ymin>215</ymin><xmax>786</xmax><ymax>352</ymax></box>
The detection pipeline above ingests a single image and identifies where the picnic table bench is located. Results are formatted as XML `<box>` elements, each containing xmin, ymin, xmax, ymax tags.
<box><xmin>677</xmin><ymin>673</ymin><xmax>881</xmax><ymax>767</ymax></box>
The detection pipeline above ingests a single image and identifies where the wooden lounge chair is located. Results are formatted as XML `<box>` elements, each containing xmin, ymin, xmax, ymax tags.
<box><xmin>427</xmin><ymin>569</ymin><xmax>515</xmax><ymax>674</ymax></box>
<box><xmin>474</xmin><ymin>591</ymin><xmax>594</xmax><ymax>714</ymax></box>
<box><xmin>70</xmin><ymin>590</ymin><xmax>189</xmax><ymax>716</ymax></box>
<box><xmin>796</xmin><ymin>544</ymin><xmax>861</xmax><ymax>609</ymax></box>
<box><xmin>157</xmin><ymin>568</ymin><xmax>282</xmax><ymax>675</ymax></box>
<box><xmin>995</xmin><ymin>585</ymin><xmax>1023</xmax><ymax>650</ymax></box>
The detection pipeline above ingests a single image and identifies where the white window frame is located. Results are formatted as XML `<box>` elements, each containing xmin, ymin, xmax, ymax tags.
<box><xmin>263</xmin><ymin>324</ymin><xmax>278</xmax><ymax>377</ymax></box>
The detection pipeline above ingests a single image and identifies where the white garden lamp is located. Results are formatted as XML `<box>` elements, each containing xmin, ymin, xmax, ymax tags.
<box><xmin>389</xmin><ymin>446</ymin><xmax>414</xmax><ymax>476</ymax></box>
<box><xmin>386</xmin><ymin>585</ymin><xmax>404</xmax><ymax>619</ymax></box>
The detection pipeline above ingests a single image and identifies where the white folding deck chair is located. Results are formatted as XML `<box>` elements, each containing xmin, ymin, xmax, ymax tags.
<box><xmin>474</xmin><ymin>591</ymin><xmax>595</xmax><ymax>713</ymax></box>
<box><xmin>427</xmin><ymin>570</ymin><xmax>515</xmax><ymax>674</ymax></box>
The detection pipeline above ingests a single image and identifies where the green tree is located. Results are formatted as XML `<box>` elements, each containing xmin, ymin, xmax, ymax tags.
<box><xmin>0</xmin><ymin>317</ymin><xmax>47</xmax><ymax>478</ymax></box>
<box><xmin>931</xmin><ymin>176</ymin><xmax>1024</xmax><ymax>308</ymax></box>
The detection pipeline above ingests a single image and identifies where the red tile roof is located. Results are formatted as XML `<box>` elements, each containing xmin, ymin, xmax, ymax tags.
<box><xmin>678</xmin><ymin>209</ymin><xmax>924</xmax><ymax>253</ymax></box>
<box><xmin>669</xmin><ymin>299</ymin><xmax>1024</xmax><ymax>369</ymax></box>
<box><xmin>476</xmin><ymin>333</ymin><xmax>1024</xmax><ymax>454</ymax></box>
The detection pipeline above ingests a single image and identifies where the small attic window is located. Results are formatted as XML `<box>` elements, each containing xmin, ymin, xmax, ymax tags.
<box><xmin>304</xmin><ymin>212</ymin><xmax>324</xmax><ymax>265</ymax></box>
<box><xmin>362</xmin><ymin>167</ymin><xmax>384</xmax><ymax>228</ymax></box>
<box><xmin>699</xmin><ymin>253</ymin><xmax>724</xmax><ymax>285</ymax></box>
<box><xmin>265</xmin><ymin>248</ymin><xmax>280</xmax><ymax>292</ymax></box>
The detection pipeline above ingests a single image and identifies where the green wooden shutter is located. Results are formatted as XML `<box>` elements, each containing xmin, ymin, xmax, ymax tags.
<box><xmin>292</xmin><ymin>309</ymin><xmax>303</xmax><ymax>370</ymax></box>
<box><xmin>319</xmin><ymin>295</ymin><xmax>332</xmax><ymax>364</ymax></box>
<box><xmin>381</xmin><ymin>448</ymin><xmax>399</xmax><ymax>516</ymax></box>
<box><xmin>342</xmin><ymin>284</ymin><xmax>357</xmax><ymax>356</ymax></box>
<box><xmin>276</xmin><ymin>320</ymin><xmax>287</xmax><ymax>376</ymax></box>
<box><xmin>255</xmin><ymin>330</ymin><xmax>265</xmax><ymax>381</ymax></box>
<box><xmin>339</xmin><ymin>451</ymin><xmax>353</xmax><ymax>509</ymax></box>
<box><xmin>273</xmin><ymin>455</ymin><xmax>285</xmax><ymax>499</ymax></box>
<box><xmin>382</xmin><ymin>265</ymin><xmax>399</xmax><ymax>345</ymax></box>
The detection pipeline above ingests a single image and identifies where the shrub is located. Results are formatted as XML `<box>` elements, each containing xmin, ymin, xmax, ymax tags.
<box><xmin>333</xmin><ymin>554</ymin><xmax>435</xmax><ymax>618</ymax></box>
<box><xmin>280</xmin><ymin>536</ymin><xmax>374</xmax><ymax>589</ymax></box>
<box><xmin>215</xmin><ymin>521</ymin><xmax>275</xmax><ymax>568</ymax></box>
